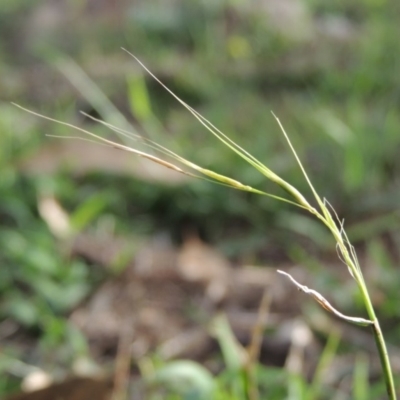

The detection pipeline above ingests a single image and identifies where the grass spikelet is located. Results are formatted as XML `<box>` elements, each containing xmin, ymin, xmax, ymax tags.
<box><xmin>12</xmin><ymin>52</ymin><xmax>397</xmax><ymax>399</ymax></box>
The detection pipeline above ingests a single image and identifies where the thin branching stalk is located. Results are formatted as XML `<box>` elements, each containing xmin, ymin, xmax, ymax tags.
<box><xmin>13</xmin><ymin>52</ymin><xmax>397</xmax><ymax>399</ymax></box>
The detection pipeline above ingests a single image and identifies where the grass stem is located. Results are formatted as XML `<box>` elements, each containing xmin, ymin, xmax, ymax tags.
<box><xmin>13</xmin><ymin>52</ymin><xmax>398</xmax><ymax>399</ymax></box>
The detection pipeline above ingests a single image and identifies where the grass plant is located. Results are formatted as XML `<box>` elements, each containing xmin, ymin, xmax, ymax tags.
<box><xmin>13</xmin><ymin>51</ymin><xmax>397</xmax><ymax>399</ymax></box>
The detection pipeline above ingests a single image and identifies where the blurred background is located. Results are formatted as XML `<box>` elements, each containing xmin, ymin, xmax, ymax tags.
<box><xmin>1</xmin><ymin>0</ymin><xmax>400</xmax><ymax>398</ymax></box>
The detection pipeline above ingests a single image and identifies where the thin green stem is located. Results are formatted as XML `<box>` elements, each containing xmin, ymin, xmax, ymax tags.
<box><xmin>338</xmin><ymin>238</ymin><xmax>396</xmax><ymax>398</ymax></box>
<box><xmin>334</xmin><ymin>229</ymin><xmax>396</xmax><ymax>399</ymax></box>
<box><xmin>358</xmin><ymin>282</ymin><xmax>397</xmax><ymax>399</ymax></box>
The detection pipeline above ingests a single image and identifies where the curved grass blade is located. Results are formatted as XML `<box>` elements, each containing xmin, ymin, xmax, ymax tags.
<box><xmin>277</xmin><ymin>270</ymin><xmax>373</xmax><ymax>327</ymax></box>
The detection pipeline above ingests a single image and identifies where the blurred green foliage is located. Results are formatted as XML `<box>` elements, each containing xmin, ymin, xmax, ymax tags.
<box><xmin>1</xmin><ymin>0</ymin><xmax>400</xmax><ymax>398</ymax></box>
